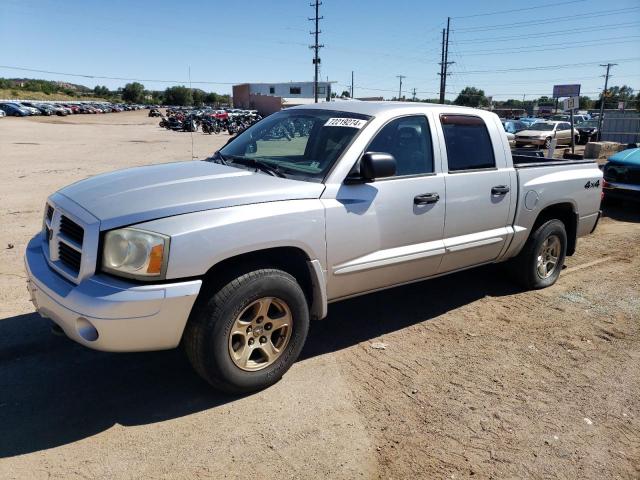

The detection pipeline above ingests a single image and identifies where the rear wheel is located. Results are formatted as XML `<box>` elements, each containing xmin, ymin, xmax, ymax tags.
<box><xmin>509</xmin><ymin>219</ymin><xmax>567</xmax><ymax>289</ymax></box>
<box><xmin>543</xmin><ymin>137</ymin><xmax>552</xmax><ymax>150</ymax></box>
<box><xmin>183</xmin><ymin>269</ymin><xmax>310</xmax><ymax>393</ymax></box>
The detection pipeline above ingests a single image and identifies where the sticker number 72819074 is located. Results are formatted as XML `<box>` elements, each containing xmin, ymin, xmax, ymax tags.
<box><xmin>324</xmin><ymin>118</ymin><xmax>368</xmax><ymax>129</ymax></box>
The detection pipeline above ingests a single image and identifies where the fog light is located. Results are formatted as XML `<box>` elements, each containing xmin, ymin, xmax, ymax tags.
<box><xmin>76</xmin><ymin>317</ymin><xmax>99</xmax><ymax>342</ymax></box>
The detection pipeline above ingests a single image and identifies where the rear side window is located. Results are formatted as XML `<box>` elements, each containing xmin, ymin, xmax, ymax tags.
<box><xmin>440</xmin><ymin>114</ymin><xmax>496</xmax><ymax>171</ymax></box>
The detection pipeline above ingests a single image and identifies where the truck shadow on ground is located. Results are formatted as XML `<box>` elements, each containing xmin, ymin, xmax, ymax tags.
<box><xmin>0</xmin><ymin>264</ymin><xmax>518</xmax><ymax>458</ymax></box>
<box><xmin>602</xmin><ymin>202</ymin><xmax>640</xmax><ymax>223</ymax></box>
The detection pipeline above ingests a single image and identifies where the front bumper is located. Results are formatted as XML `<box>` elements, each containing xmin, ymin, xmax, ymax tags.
<box><xmin>515</xmin><ymin>137</ymin><xmax>546</xmax><ymax>146</ymax></box>
<box><xmin>25</xmin><ymin>235</ymin><xmax>202</xmax><ymax>352</ymax></box>
<box><xmin>603</xmin><ymin>181</ymin><xmax>640</xmax><ymax>203</ymax></box>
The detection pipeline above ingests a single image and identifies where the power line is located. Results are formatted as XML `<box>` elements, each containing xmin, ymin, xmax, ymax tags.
<box><xmin>448</xmin><ymin>21</ymin><xmax>640</xmax><ymax>44</ymax></box>
<box><xmin>457</xmin><ymin>57</ymin><xmax>640</xmax><ymax>74</ymax></box>
<box><xmin>452</xmin><ymin>6</ymin><xmax>640</xmax><ymax>32</ymax></box>
<box><xmin>453</xmin><ymin>0</ymin><xmax>585</xmax><ymax>19</ymax></box>
<box><xmin>0</xmin><ymin>65</ymin><xmax>238</xmax><ymax>85</ymax></box>
<box><xmin>455</xmin><ymin>36</ymin><xmax>640</xmax><ymax>56</ymax></box>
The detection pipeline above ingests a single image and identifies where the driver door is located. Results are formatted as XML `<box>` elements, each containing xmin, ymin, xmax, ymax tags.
<box><xmin>323</xmin><ymin>114</ymin><xmax>446</xmax><ymax>300</ymax></box>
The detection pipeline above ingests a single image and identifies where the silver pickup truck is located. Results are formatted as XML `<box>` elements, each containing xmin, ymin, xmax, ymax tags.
<box><xmin>25</xmin><ymin>102</ymin><xmax>602</xmax><ymax>392</ymax></box>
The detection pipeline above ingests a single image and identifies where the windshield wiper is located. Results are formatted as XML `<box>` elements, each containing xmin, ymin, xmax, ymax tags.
<box><xmin>206</xmin><ymin>151</ymin><xmax>229</xmax><ymax>165</ymax></box>
<box><xmin>226</xmin><ymin>156</ymin><xmax>287</xmax><ymax>178</ymax></box>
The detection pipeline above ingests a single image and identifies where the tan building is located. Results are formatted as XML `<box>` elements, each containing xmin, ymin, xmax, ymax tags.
<box><xmin>233</xmin><ymin>81</ymin><xmax>333</xmax><ymax>115</ymax></box>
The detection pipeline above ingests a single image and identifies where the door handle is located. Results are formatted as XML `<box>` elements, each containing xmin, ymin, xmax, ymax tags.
<box><xmin>414</xmin><ymin>193</ymin><xmax>440</xmax><ymax>205</ymax></box>
<box><xmin>491</xmin><ymin>185</ymin><xmax>510</xmax><ymax>195</ymax></box>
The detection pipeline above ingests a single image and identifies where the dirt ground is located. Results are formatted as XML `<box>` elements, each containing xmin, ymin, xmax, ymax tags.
<box><xmin>0</xmin><ymin>111</ymin><xmax>638</xmax><ymax>479</ymax></box>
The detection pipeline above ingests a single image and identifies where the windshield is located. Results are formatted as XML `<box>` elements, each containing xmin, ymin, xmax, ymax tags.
<box><xmin>217</xmin><ymin>109</ymin><xmax>371</xmax><ymax>182</ymax></box>
<box><xmin>580</xmin><ymin>120</ymin><xmax>598</xmax><ymax>127</ymax></box>
<box><xmin>529</xmin><ymin>123</ymin><xmax>555</xmax><ymax>131</ymax></box>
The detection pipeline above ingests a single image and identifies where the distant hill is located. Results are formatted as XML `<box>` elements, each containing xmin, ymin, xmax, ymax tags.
<box><xmin>0</xmin><ymin>77</ymin><xmax>112</xmax><ymax>101</ymax></box>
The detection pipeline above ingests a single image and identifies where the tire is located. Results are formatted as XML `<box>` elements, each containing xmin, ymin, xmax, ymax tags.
<box><xmin>509</xmin><ymin>219</ymin><xmax>567</xmax><ymax>290</ymax></box>
<box><xmin>183</xmin><ymin>269</ymin><xmax>310</xmax><ymax>393</ymax></box>
<box><xmin>544</xmin><ymin>137</ymin><xmax>552</xmax><ymax>150</ymax></box>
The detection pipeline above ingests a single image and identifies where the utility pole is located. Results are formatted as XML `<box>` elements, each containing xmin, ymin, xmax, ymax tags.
<box><xmin>396</xmin><ymin>75</ymin><xmax>406</xmax><ymax>100</ymax></box>
<box><xmin>439</xmin><ymin>18</ymin><xmax>454</xmax><ymax>104</ymax></box>
<box><xmin>412</xmin><ymin>87</ymin><xmax>417</xmax><ymax>102</ymax></box>
<box><xmin>597</xmin><ymin>63</ymin><xmax>616</xmax><ymax>141</ymax></box>
<box><xmin>309</xmin><ymin>1</ymin><xmax>324</xmax><ymax>103</ymax></box>
<box><xmin>351</xmin><ymin>70</ymin><xmax>354</xmax><ymax>99</ymax></box>
<box><xmin>439</xmin><ymin>28</ymin><xmax>445</xmax><ymax>103</ymax></box>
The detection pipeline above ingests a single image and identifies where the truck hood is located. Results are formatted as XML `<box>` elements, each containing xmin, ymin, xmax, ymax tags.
<box><xmin>58</xmin><ymin>161</ymin><xmax>325</xmax><ymax>230</ymax></box>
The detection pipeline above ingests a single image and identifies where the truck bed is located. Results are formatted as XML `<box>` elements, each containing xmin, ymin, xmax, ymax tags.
<box><xmin>512</xmin><ymin>154</ymin><xmax>597</xmax><ymax>169</ymax></box>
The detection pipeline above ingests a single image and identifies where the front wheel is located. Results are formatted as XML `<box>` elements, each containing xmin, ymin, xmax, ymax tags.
<box><xmin>183</xmin><ymin>269</ymin><xmax>310</xmax><ymax>393</ymax></box>
<box><xmin>509</xmin><ymin>219</ymin><xmax>567</xmax><ymax>289</ymax></box>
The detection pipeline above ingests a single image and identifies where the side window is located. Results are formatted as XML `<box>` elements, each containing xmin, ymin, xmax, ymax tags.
<box><xmin>367</xmin><ymin>115</ymin><xmax>434</xmax><ymax>176</ymax></box>
<box><xmin>440</xmin><ymin>114</ymin><xmax>496</xmax><ymax>171</ymax></box>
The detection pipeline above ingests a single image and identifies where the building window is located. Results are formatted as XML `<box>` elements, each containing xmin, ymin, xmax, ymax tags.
<box><xmin>289</xmin><ymin>87</ymin><xmax>301</xmax><ymax>95</ymax></box>
<box><xmin>269</xmin><ymin>86</ymin><xmax>275</xmax><ymax>94</ymax></box>
<box><xmin>317</xmin><ymin>86</ymin><xmax>325</xmax><ymax>95</ymax></box>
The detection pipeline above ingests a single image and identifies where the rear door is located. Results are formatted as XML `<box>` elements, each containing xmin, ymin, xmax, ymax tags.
<box><xmin>436</xmin><ymin>113</ymin><xmax>514</xmax><ymax>273</ymax></box>
<box><xmin>559</xmin><ymin>122</ymin><xmax>572</xmax><ymax>144</ymax></box>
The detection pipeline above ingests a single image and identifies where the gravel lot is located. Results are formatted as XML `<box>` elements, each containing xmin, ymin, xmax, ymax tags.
<box><xmin>0</xmin><ymin>111</ymin><xmax>638</xmax><ymax>479</ymax></box>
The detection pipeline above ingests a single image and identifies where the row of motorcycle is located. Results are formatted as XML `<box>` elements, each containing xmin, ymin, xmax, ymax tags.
<box><xmin>155</xmin><ymin>110</ymin><xmax>262</xmax><ymax>135</ymax></box>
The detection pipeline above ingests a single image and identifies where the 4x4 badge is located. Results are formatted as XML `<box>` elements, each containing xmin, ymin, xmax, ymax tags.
<box><xmin>584</xmin><ymin>180</ymin><xmax>600</xmax><ymax>189</ymax></box>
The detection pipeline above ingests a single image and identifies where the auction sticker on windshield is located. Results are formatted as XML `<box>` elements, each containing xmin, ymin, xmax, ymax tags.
<box><xmin>324</xmin><ymin>118</ymin><xmax>367</xmax><ymax>129</ymax></box>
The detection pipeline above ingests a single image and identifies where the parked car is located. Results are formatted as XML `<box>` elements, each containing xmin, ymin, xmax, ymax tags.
<box><xmin>25</xmin><ymin>102</ymin><xmax>602</xmax><ymax>393</ymax></box>
<box><xmin>602</xmin><ymin>147</ymin><xmax>640</xmax><ymax>203</ymax></box>
<box><xmin>515</xmin><ymin>121</ymin><xmax>578</xmax><ymax>149</ymax></box>
<box><xmin>22</xmin><ymin>102</ymin><xmax>53</xmax><ymax>116</ymax></box>
<box><xmin>0</xmin><ymin>109</ymin><xmax>5</xmax><ymax>118</ymax></box>
<box><xmin>572</xmin><ymin>114</ymin><xmax>589</xmax><ymax>124</ymax></box>
<box><xmin>550</xmin><ymin>114</ymin><xmax>570</xmax><ymax>122</ymax></box>
<box><xmin>0</xmin><ymin>102</ymin><xmax>30</xmax><ymax>116</ymax></box>
<box><xmin>519</xmin><ymin>117</ymin><xmax>542</xmax><ymax>127</ymax></box>
<box><xmin>15</xmin><ymin>103</ymin><xmax>41</xmax><ymax>115</ymax></box>
<box><xmin>576</xmin><ymin>119</ymin><xmax>600</xmax><ymax>144</ymax></box>
<box><xmin>502</xmin><ymin>119</ymin><xmax>527</xmax><ymax>134</ymax></box>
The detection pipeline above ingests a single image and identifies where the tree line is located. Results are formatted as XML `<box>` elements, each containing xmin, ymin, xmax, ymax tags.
<box><xmin>120</xmin><ymin>82</ymin><xmax>230</xmax><ymax>106</ymax></box>
<box><xmin>450</xmin><ymin>85</ymin><xmax>639</xmax><ymax>111</ymax></box>
<box><xmin>0</xmin><ymin>77</ymin><xmax>230</xmax><ymax>106</ymax></box>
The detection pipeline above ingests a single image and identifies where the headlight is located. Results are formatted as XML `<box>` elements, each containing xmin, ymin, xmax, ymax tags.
<box><xmin>102</xmin><ymin>228</ymin><xmax>169</xmax><ymax>280</ymax></box>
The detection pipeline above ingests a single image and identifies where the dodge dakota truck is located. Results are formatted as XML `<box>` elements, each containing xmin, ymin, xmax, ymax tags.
<box><xmin>25</xmin><ymin>102</ymin><xmax>603</xmax><ymax>393</ymax></box>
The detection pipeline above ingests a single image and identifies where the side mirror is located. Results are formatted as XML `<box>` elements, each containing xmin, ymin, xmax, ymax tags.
<box><xmin>356</xmin><ymin>152</ymin><xmax>397</xmax><ymax>182</ymax></box>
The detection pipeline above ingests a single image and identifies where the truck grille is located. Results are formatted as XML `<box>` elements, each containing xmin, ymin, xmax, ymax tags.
<box><xmin>43</xmin><ymin>199</ymin><xmax>98</xmax><ymax>284</ymax></box>
<box><xmin>58</xmin><ymin>242</ymin><xmax>82</xmax><ymax>273</ymax></box>
<box><xmin>59</xmin><ymin>215</ymin><xmax>84</xmax><ymax>246</ymax></box>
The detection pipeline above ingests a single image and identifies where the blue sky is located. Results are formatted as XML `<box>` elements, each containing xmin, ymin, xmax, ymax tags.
<box><xmin>1</xmin><ymin>0</ymin><xmax>639</xmax><ymax>101</ymax></box>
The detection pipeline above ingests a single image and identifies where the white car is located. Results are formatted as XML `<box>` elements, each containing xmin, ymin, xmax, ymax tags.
<box><xmin>515</xmin><ymin>121</ymin><xmax>579</xmax><ymax>149</ymax></box>
<box><xmin>0</xmin><ymin>109</ymin><xmax>6</xmax><ymax>118</ymax></box>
